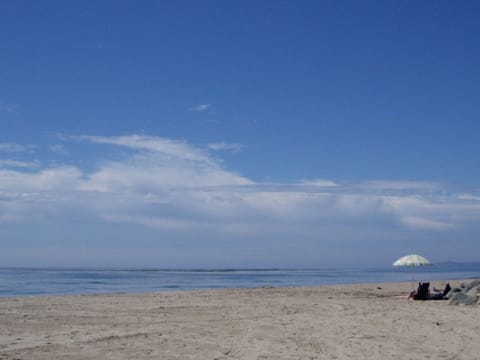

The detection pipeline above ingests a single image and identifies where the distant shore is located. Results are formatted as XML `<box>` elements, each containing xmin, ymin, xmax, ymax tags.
<box><xmin>1</xmin><ymin>279</ymin><xmax>479</xmax><ymax>359</ymax></box>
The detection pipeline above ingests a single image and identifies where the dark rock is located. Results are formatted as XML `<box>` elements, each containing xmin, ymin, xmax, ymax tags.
<box><xmin>446</xmin><ymin>279</ymin><xmax>480</xmax><ymax>304</ymax></box>
<box><xmin>446</xmin><ymin>287</ymin><xmax>462</xmax><ymax>299</ymax></box>
<box><xmin>448</xmin><ymin>292</ymin><xmax>477</xmax><ymax>305</ymax></box>
<box><xmin>464</xmin><ymin>279</ymin><xmax>480</xmax><ymax>293</ymax></box>
<box><xmin>466</xmin><ymin>285</ymin><xmax>480</xmax><ymax>301</ymax></box>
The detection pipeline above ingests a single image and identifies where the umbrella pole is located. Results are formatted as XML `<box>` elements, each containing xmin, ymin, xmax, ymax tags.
<box><xmin>411</xmin><ymin>266</ymin><xmax>414</xmax><ymax>292</ymax></box>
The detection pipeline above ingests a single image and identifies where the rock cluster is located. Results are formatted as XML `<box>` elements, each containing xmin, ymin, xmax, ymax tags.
<box><xmin>447</xmin><ymin>279</ymin><xmax>480</xmax><ymax>305</ymax></box>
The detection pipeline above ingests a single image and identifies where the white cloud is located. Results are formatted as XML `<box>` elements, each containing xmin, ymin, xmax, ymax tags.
<box><xmin>207</xmin><ymin>142</ymin><xmax>245</xmax><ymax>153</ymax></box>
<box><xmin>359</xmin><ymin>180</ymin><xmax>441</xmax><ymax>191</ymax></box>
<box><xmin>74</xmin><ymin>135</ymin><xmax>252</xmax><ymax>192</ymax></box>
<box><xmin>400</xmin><ymin>216</ymin><xmax>455</xmax><ymax>230</ymax></box>
<box><xmin>190</xmin><ymin>104</ymin><xmax>211</xmax><ymax>112</ymax></box>
<box><xmin>0</xmin><ymin>166</ymin><xmax>82</xmax><ymax>192</ymax></box>
<box><xmin>457</xmin><ymin>193</ymin><xmax>480</xmax><ymax>201</ymax></box>
<box><xmin>1</xmin><ymin>134</ymin><xmax>479</xmax><ymax>238</ymax></box>
<box><xmin>300</xmin><ymin>179</ymin><xmax>338</xmax><ymax>187</ymax></box>
<box><xmin>100</xmin><ymin>213</ymin><xmax>198</xmax><ymax>231</ymax></box>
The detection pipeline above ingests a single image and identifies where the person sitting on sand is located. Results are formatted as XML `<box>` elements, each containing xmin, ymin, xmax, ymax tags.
<box><xmin>409</xmin><ymin>282</ymin><xmax>451</xmax><ymax>300</ymax></box>
<box><xmin>413</xmin><ymin>282</ymin><xmax>430</xmax><ymax>300</ymax></box>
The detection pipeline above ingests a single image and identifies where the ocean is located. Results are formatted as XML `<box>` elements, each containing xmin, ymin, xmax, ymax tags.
<box><xmin>1</xmin><ymin>263</ymin><xmax>479</xmax><ymax>297</ymax></box>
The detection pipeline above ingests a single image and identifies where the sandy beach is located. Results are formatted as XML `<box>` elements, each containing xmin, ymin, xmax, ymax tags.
<box><xmin>1</xmin><ymin>280</ymin><xmax>479</xmax><ymax>359</ymax></box>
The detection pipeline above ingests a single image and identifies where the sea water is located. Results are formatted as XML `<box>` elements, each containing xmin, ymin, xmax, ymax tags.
<box><xmin>1</xmin><ymin>263</ymin><xmax>479</xmax><ymax>297</ymax></box>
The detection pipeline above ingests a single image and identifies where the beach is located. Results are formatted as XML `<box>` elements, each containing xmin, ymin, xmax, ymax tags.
<box><xmin>1</xmin><ymin>280</ymin><xmax>479</xmax><ymax>360</ymax></box>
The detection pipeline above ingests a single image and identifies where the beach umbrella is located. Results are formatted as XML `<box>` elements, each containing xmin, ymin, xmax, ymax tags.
<box><xmin>393</xmin><ymin>254</ymin><xmax>431</xmax><ymax>291</ymax></box>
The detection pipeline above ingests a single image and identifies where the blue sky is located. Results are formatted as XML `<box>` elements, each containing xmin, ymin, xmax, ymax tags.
<box><xmin>1</xmin><ymin>1</ymin><xmax>479</xmax><ymax>267</ymax></box>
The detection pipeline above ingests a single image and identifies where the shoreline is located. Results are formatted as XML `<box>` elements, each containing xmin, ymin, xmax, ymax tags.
<box><xmin>1</xmin><ymin>279</ymin><xmax>479</xmax><ymax>359</ymax></box>
<box><xmin>2</xmin><ymin>275</ymin><xmax>479</xmax><ymax>299</ymax></box>
<box><xmin>3</xmin><ymin>264</ymin><xmax>480</xmax><ymax>299</ymax></box>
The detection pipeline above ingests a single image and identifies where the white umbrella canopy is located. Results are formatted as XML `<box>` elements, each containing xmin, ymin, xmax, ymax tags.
<box><xmin>393</xmin><ymin>254</ymin><xmax>431</xmax><ymax>267</ymax></box>
<box><xmin>393</xmin><ymin>254</ymin><xmax>432</xmax><ymax>291</ymax></box>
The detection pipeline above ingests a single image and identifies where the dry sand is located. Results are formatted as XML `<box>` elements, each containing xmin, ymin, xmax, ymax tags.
<box><xmin>1</xmin><ymin>280</ymin><xmax>479</xmax><ymax>359</ymax></box>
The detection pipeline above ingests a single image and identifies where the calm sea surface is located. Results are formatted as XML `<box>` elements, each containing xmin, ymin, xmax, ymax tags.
<box><xmin>1</xmin><ymin>263</ymin><xmax>479</xmax><ymax>297</ymax></box>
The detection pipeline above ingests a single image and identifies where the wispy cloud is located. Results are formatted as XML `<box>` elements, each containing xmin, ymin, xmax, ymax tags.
<box><xmin>49</xmin><ymin>144</ymin><xmax>68</xmax><ymax>155</ymax></box>
<box><xmin>75</xmin><ymin>134</ymin><xmax>224</xmax><ymax>167</ymax></box>
<box><xmin>0</xmin><ymin>159</ymin><xmax>40</xmax><ymax>169</ymax></box>
<box><xmin>207</xmin><ymin>142</ymin><xmax>245</xmax><ymax>153</ymax></box>
<box><xmin>0</xmin><ymin>102</ymin><xmax>19</xmax><ymax>113</ymax></box>
<box><xmin>190</xmin><ymin>103</ymin><xmax>211</xmax><ymax>112</ymax></box>
<box><xmin>0</xmin><ymin>143</ymin><xmax>35</xmax><ymax>153</ymax></box>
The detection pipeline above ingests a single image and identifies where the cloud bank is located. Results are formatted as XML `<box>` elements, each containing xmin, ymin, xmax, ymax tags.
<box><xmin>1</xmin><ymin>134</ymin><xmax>479</xmax><ymax>266</ymax></box>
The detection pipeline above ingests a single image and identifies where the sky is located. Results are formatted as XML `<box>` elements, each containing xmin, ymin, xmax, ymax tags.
<box><xmin>1</xmin><ymin>1</ymin><xmax>480</xmax><ymax>268</ymax></box>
